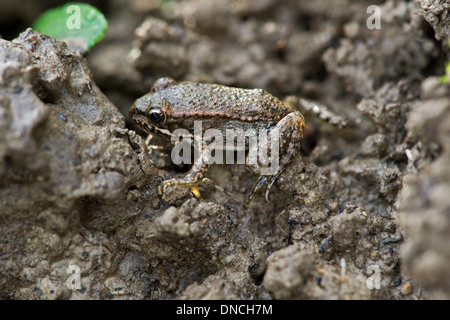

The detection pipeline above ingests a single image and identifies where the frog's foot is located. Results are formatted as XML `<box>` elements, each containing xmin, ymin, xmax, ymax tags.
<box><xmin>246</xmin><ymin>174</ymin><xmax>278</xmax><ymax>207</ymax></box>
<box><xmin>158</xmin><ymin>144</ymin><xmax>212</xmax><ymax>200</ymax></box>
<box><xmin>158</xmin><ymin>178</ymin><xmax>202</xmax><ymax>199</ymax></box>
<box><xmin>245</xmin><ymin>111</ymin><xmax>304</xmax><ymax>208</ymax></box>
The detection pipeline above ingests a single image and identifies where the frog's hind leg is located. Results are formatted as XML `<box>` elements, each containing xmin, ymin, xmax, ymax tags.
<box><xmin>159</xmin><ymin>144</ymin><xmax>212</xmax><ymax>199</ymax></box>
<box><xmin>263</xmin><ymin>119</ymin><xmax>302</xmax><ymax>201</ymax></box>
<box><xmin>247</xmin><ymin>111</ymin><xmax>305</xmax><ymax>204</ymax></box>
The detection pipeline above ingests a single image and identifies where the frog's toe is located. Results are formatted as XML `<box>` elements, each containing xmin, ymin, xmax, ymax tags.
<box><xmin>158</xmin><ymin>181</ymin><xmax>168</xmax><ymax>195</ymax></box>
<box><xmin>247</xmin><ymin>175</ymin><xmax>279</xmax><ymax>204</ymax></box>
<box><xmin>248</xmin><ymin>176</ymin><xmax>268</xmax><ymax>202</ymax></box>
<box><xmin>264</xmin><ymin>176</ymin><xmax>278</xmax><ymax>202</ymax></box>
<box><xmin>188</xmin><ymin>184</ymin><xmax>202</xmax><ymax>199</ymax></box>
<box><xmin>158</xmin><ymin>179</ymin><xmax>177</xmax><ymax>195</ymax></box>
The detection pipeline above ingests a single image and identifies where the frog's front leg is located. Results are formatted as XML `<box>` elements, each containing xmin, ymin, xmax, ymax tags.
<box><xmin>246</xmin><ymin>111</ymin><xmax>305</xmax><ymax>203</ymax></box>
<box><xmin>158</xmin><ymin>143</ymin><xmax>212</xmax><ymax>199</ymax></box>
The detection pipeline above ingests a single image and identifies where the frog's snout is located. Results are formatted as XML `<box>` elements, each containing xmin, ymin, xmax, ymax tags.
<box><xmin>129</xmin><ymin>103</ymin><xmax>151</xmax><ymax>133</ymax></box>
<box><xmin>129</xmin><ymin>103</ymin><xmax>136</xmax><ymax>118</ymax></box>
<box><xmin>129</xmin><ymin>103</ymin><xmax>145</xmax><ymax>118</ymax></box>
<box><xmin>129</xmin><ymin>102</ymin><xmax>151</xmax><ymax>134</ymax></box>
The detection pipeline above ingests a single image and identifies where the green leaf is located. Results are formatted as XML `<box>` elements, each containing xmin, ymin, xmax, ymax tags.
<box><xmin>32</xmin><ymin>2</ymin><xmax>108</xmax><ymax>53</ymax></box>
<box><xmin>441</xmin><ymin>61</ymin><xmax>450</xmax><ymax>84</ymax></box>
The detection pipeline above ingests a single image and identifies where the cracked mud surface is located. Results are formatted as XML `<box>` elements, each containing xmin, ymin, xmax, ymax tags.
<box><xmin>0</xmin><ymin>0</ymin><xmax>449</xmax><ymax>299</ymax></box>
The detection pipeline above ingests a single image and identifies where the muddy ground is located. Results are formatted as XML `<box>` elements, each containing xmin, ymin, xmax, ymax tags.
<box><xmin>0</xmin><ymin>0</ymin><xmax>449</xmax><ymax>300</ymax></box>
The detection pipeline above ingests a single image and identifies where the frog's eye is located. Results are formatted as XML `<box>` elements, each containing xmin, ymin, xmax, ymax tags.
<box><xmin>147</xmin><ymin>107</ymin><xmax>166</xmax><ymax>123</ymax></box>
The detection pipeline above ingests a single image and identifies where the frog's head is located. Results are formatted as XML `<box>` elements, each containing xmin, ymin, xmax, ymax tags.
<box><xmin>130</xmin><ymin>77</ymin><xmax>180</xmax><ymax>138</ymax></box>
<box><xmin>129</xmin><ymin>95</ymin><xmax>174</xmax><ymax>139</ymax></box>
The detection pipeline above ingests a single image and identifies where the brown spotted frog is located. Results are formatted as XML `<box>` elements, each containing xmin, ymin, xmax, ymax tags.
<box><xmin>129</xmin><ymin>77</ymin><xmax>305</xmax><ymax>203</ymax></box>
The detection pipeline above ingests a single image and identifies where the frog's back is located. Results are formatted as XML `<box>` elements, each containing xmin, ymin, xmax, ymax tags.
<box><xmin>160</xmin><ymin>82</ymin><xmax>290</xmax><ymax>122</ymax></box>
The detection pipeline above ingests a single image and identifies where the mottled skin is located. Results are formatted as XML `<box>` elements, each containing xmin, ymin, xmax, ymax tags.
<box><xmin>129</xmin><ymin>77</ymin><xmax>305</xmax><ymax>203</ymax></box>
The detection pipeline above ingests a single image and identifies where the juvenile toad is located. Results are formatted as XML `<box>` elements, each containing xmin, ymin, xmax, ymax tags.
<box><xmin>129</xmin><ymin>77</ymin><xmax>305</xmax><ymax>203</ymax></box>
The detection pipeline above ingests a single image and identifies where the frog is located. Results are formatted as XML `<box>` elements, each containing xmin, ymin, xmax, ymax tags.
<box><xmin>129</xmin><ymin>77</ymin><xmax>306</xmax><ymax>204</ymax></box>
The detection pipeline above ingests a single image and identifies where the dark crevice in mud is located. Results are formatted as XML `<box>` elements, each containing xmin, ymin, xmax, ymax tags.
<box><xmin>33</xmin><ymin>84</ymin><xmax>57</xmax><ymax>105</ymax></box>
